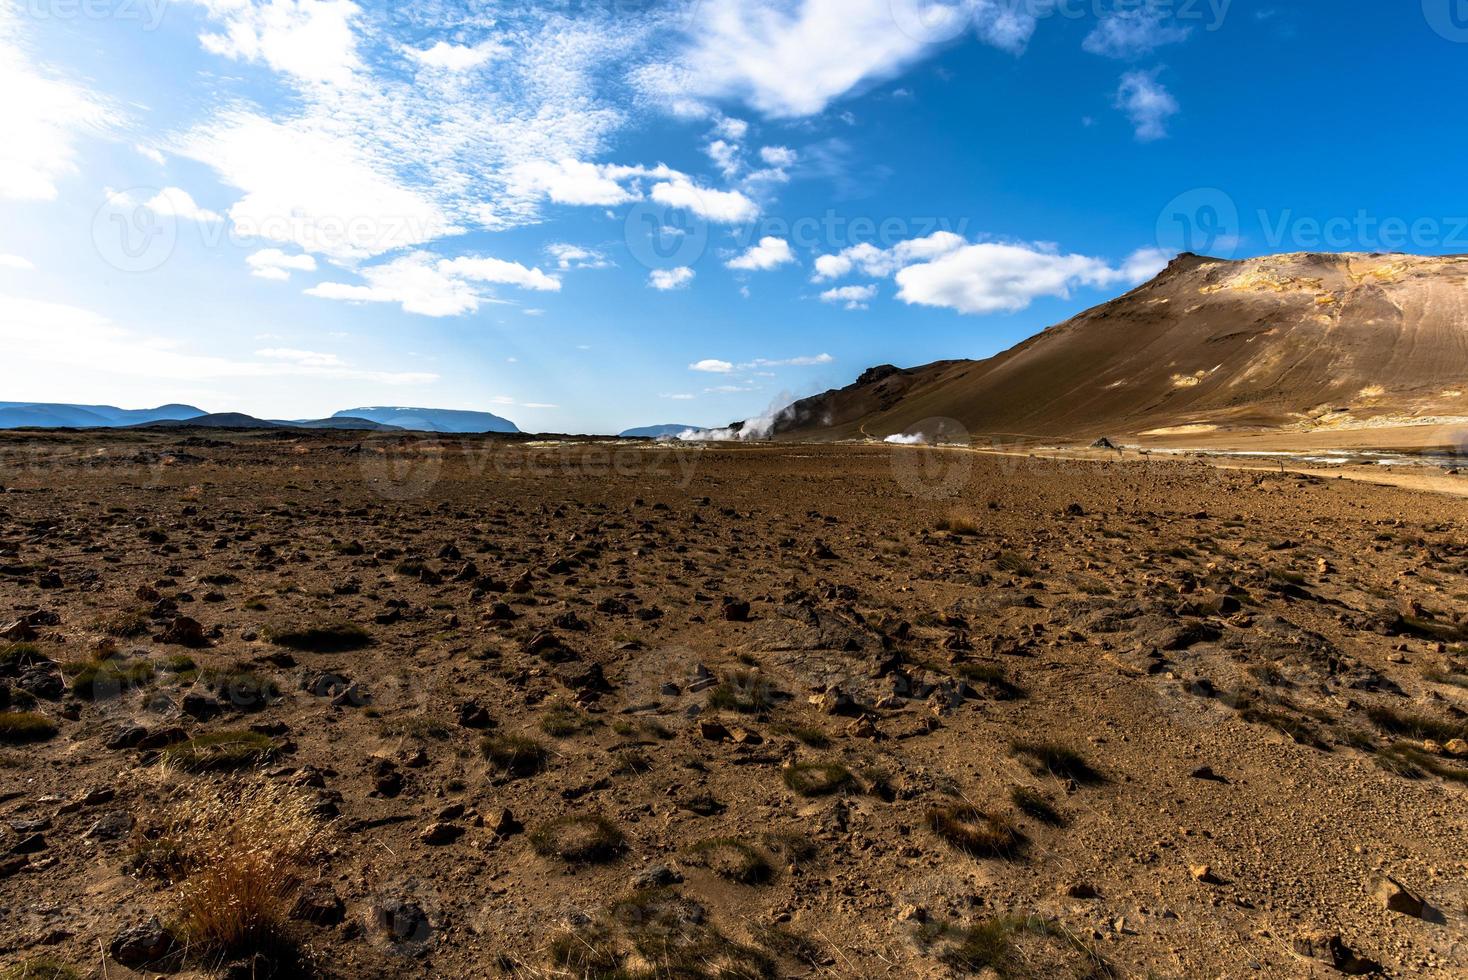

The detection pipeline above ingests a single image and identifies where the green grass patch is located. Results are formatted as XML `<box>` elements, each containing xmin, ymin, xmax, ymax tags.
<box><xmin>927</xmin><ymin>804</ymin><xmax>1025</xmax><ymax>859</ymax></box>
<box><xmin>264</xmin><ymin>622</ymin><xmax>370</xmax><ymax>652</ymax></box>
<box><xmin>529</xmin><ymin>813</ymin><xmax>626</xmax><ymax>864</ymax></box>
<box><xmin>163</xmin><ymin>731</ymin><xmax>278</xmax><ymax>771</ymax></box>
<box><xmin>1011</xmin><ymin>741</ymin><xmax>1104</xmax><ymax>784</ymax></box>
<box><xmin>780</xmin><ymin>761</ymin><xmax>855</xmax><ymax>797</ymax></box>
<box><xmin>64</xmin><ymin>659</ymin><xmax>155</xmax><ymax>700</ymax></box>
<box><xmin>0</xmin><ymin>958</ymin><xmax>82</xmax><ymax>980</ymax></box>
<box><xmin>0</xmin><ymin>711</ymin><xmax>57</xmax><ymax>744</ymax></box>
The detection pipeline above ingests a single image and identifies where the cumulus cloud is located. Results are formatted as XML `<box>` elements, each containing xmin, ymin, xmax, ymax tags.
<box><xmin>0</xmin><ymin>254</ymin><xmax>35</xmax><ymax>271</ymax></box>
<box><xmin>545</xmin><ymin>243</ymin><xmax>612</xmax><ymax>270</ymax></box>
<box><xmin>1083</xmin><ymin>10</ymin><xmax>1192</xmax><ymax>59</ymax></box>
<box><xmin>650</xmin><ymin>267</ymin><xmax>696</xmax><ymax>291</ymax></box>
<box><xmin>193</xmin><ymin>0</ymin><xmax>364</xmax><ymax>87</ymax></box>
<box><xmin>405</xmin><ymin>40</ymin><xmax>505</xmax><ymax>72</ymax></box>
<box><xmin>726</xmin><ymin>236</ymin><xmax>795</xmax><ymax>271</ymax></box>
<box><xmin>307</xmin><ymin>251</ymin><xmax>559</xmax><ymax>316</ymax></box>
<box><xmin>1115</xmin><ymin>69</ymin><xmax>1179</xmax><ymax>141</ymax></box>
<box><xmin>894</xmin><ymin>242</ymin><xmax>1169</xmax><ymax>315</ymax></box>
<box><xmin>820</xmin><ymin>284</ymin><xmax>878</xmax><ymax>309</ymax></box>
<box><xmin>650</xmin><ymin>176</ymin><xmax>758</xmax><ymax>224</ymax></box>
<box><xmin>246</xmin><ymin>248</ymin><xmax>318</xmax><ymax>281</ymax></box>
<box><xmin>690</xmin><ymin>358</ymin><xmax>734</xmax><ymax>373</ymax></box>
<box><xmin>812</xmin><ymin>231</ymin><xmax>967</xmax><ymax>280</ymax></box>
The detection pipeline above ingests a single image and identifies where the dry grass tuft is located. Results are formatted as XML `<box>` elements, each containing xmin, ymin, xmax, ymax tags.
<box><xmin>927</xmin><ymin>804</ymin><xmax>1025</xmax><ymax>859</ymax></box>
<box><xmin>0</xmin><ymin>711</ymin><xmax>57</xmax><ymax>744</ymax></box>
<box><xmin>138</xmin><ymin>779</ymin><xmax>329</xmax><ymax>960</ymax></box>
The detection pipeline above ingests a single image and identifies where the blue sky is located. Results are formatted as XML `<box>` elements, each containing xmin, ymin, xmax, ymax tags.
<box><xmin>1</xmin><ymin>0</ymin><xmax>1464</xmax><ymax>433</ymax></box>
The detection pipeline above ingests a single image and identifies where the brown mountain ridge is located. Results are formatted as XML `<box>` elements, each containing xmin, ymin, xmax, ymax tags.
<box><xmin>767</xmin><ymin>251</ymin><xmax>1468</xmax><ymax>444</ymax></box>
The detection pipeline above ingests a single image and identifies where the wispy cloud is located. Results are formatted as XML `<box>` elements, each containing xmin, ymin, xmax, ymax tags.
<box><xmin>1116</xmin><ymin>69</ymin><xmax>1179</xmax><ymax>141</ymax></box>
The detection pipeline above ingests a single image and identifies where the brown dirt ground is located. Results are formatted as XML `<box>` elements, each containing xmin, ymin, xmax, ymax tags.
<box><xmin>1</xmin><ymin>429</ymin><xmax>1466</xmax><ymax>979</ymax></box>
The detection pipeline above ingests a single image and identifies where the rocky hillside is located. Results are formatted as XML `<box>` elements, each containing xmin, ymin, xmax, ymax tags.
<box><xmin>771</xmin><ymin>252</ymin><xmax>1468</xmax><ymax>441</ymax></box>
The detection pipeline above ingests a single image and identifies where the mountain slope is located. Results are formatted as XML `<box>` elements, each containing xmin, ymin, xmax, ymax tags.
<box><xmin>334</xmin><ymin>407</ymin><xmax>520</xmax><ymax>434</ymax></box>
<box><xmin>771</xmin><ymin>252</ymin><xmax>1468</xmax><ymax>441</ymax></box>
<box><xmin>620</xmin><ymin>424</ymin><xmax>706</xmax><ymax>438</ymax></box>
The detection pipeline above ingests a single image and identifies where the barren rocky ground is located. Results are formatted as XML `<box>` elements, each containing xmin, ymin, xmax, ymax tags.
<box><xmin>1</xmin><ymin>429</ymin><xmax>1466</xmax><ymax>979</ymax></box>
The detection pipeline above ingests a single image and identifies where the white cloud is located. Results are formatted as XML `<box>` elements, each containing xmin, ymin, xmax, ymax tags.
<box><xmin>706</xmin><ymin>139</ymin><xmax>741</xmax><ymax>179</ymax></box>
<box><xmin>0</xmin><ymin>254</ymin><xmax>34</xmax><ymax>271</ymax></box>
<box><xmin>0</xmin><ymin>291</ymin><xmax>437</xmax><ymax>386</ymax></box>
<box><xmin>813</xmin><ymin>231</ymin><xmax>967</xmax><ymax>280</ymax></box>
<box><xmin>545</xmin><ymin>243</ymin><xmax>612</xmax><ymax>270</ymax></box>
<box><xmin>650</xmin><ymin>176</ymin><xmax>758</xmax><ymax>224</ymax></box>
<box><xmin>143</xmin><ymin>186</ymin><xmax>223</xmax><ymax>223</ymax></box>
<box><xmin>746</xmin><ymin>353</ymin><xmax>833</xmax><ymax>367</ymax></box>
<box><xmin>650</xmin><ymin>267</ymin><xmax>696</xmax><ymax>291</ymax></box>
<box><xmin>1116</xmin><ymin>69</ymin><xmax>1179</xmax><ymax>141</ymax></box>
<box><xmin>0</xmin><ymin>8</ymin><xmax>117</xmax><ymax>201</ymax></box>
<box><xmin>255</xmin><ymin>347</ymin><xmax>343</xmax><ymax>367</ymax></box>
<box><xmin>1119</xmin><ymin>247</ymin><xmax>1172</xmax><ymax>282</ymax></box>
<box><xmin>193</xmin><ymin>0</ymin><xmax>364</xmax><ymax>87</ymax></box>
<box><xmin>246</xmin><ymin>248</ymin><xmax>318</xmax><ymax>281</ymax></box>
<box><xmin>179</xmin><ymin>110</ymin><xmax>458</xmax><ymax>260</ymax></box>
<box><xmin>759</xmin><ymin>145</ymin><xmax>797</xmax><ymax>167</ymax></box>
<box><xmin>662</xmin><ymin>393</ymin><xmax>696</xmax><ymax>400</ymax></box>
<box><xmin>406</xmin><ymin>40</ymin><xmax>505</xmax><ymax>72</ymax></box>
<box><xmin>894</xmin><ymin>241</ymin><xmax>1160</xmax><ymax>315</ymax></box>
<box><xmin>1083</xmin><ymin>10</ymin><xmax>1192</xmax><ymax>59</ymax></box>
<box><xmin>726</xmin><ymin>236</ymin><xmax>794</xmax><ymax>272</ymax></box>
<box><xmin>690</xmin><ymin>358</ymin><xmax>734</xmax><ymax>373</ymax></box>
<box><xmin>655</xmin><ymin>0</ymin><xmax>1032</xmax><ymax>118</ymax></box>
<box><xmin>820</xmin><ymin>284</ymin><xmax>877</xmax><ymax>309</ymax></box>
<box><xmin>135</xmin><ymin>144</ymin><xmax>166</xmax><ymax>165</ymax></box>
<box><xmin>439</xmin><ymin>256</ymin><xmax>561</xmax><ymax>292</ymax></box>
<box><xmin>308</xmin><ymin>251</ymin><xmax>558</xmax><ymax>316</ymax></box>
<box><xmin>511</xmin><ymin>159</ymin><xmax>644</xmax><ymax>208</ymax></box>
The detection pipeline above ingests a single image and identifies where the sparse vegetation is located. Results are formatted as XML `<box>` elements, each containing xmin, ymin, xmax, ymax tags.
<box><xmin>480</xmin><ymin>734</ymin><xmax>548</xmax><ymax>777</ymax></box>
<box><xmin>690</xmin><ymin>837</ymin><xmax>775</xmax><ymax>884</ymax></box>
<box><xmin>164</xmin><ymin>731</ymin><xmax>279</xmax><ymax>772</ymax></box>
<box><xmin>707</xmin><ymin>669</ymin><xmax>777</xmax><ymax>714</ymax></box>
<box><xmin>955</xmin><ymin>662</ymin><xmax>1027</xmax><ymax>699</ymax></box>
<box><xmin>0</xmin><ymin>959</ymin><xmax>81</xmax><ymax>980</ymax></box>
<box><xmin>769</xmin><ymin>721</ymin><xmax>830</xmax><ymax>748</ymax></box>
<box><xmin>539</xmin><ymin>703</ymin><xmax>596</xmax><ymax>737</ymax></box>
<box><xmin>98</xmin><ymin>608</ymin><xmax>151</xmax><ymax>638</ymax></box>
<box><xmin>1010</xmin><ymin>786</ymin><xmax>1066</xmax><ymax>827</ymax></box>
<box><xmin>0</xmin><ymin>711</ymin><xmax>57</xmax><ymax>744</ymax></box>
<box><xmin>996</xmin><ymin>551</ymin><xmax>1036</xmax><ymax>576</ymax></box>
<box><xmin>1367</xmin><ymin>704</ymin><xmax>1468</xmax><ymax>744</ymax></box>
<box><xmin>529</xmin><ymin>813</ymin><xmax>626</xmax><ymax>863</ymax></box>
<box><xmin>1011</xmin><ymin>741</ymin><xmax>1104</xmax><ymax>784</ymax></box>
<box><xmin>927</xmin><ymin>803</ymin><xmax>1025</xmax><ymax>858</ymax></box>
<box><xmin>137</xmin><ymin>779</ymin><xmax>327</xmax><ymax>962</ymax></box>
<box><xmin>263</xmin><ymin>622</ymin><xmax>370</xmax><ymax>652</ymax></box>
<box><xmin>64</xmin><ymin>657</ymin><xmax>156</xmax><ymax>699</ymax></box>
<box><xmin>781</xmin><ymin>761</ymin><xmax>856</xmax><ymax>797</ymax></box>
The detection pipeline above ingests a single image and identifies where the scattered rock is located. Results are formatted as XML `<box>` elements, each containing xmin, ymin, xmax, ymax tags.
<box><xmin>109</xmin><ymin>918</ymin><xmax>178</xmax><ymax>967</ymax></box>
<box><xmin>1373</xmin><ymin>876</ymin><xmax>1426</xmax><ymax>918</ymax></box>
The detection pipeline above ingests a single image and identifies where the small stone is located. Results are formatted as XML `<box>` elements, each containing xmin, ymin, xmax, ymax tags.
<box><xmin>491</xmin><ymin>808</ymin><xmax>523</xmax><ymax>837</ymax></box>
<box><xmin>633</xmin><ymin>864</ymin><xmax>684</xmax><ymax>889</ymax></box>
<box><xmin>291</xmin><ymin>884</ymin><xmax>346</xmax><ymax>925</ymax></box>
<box><xmin>1292</xmin><ymin>930</ymin><xmax>1378</xmax><ymax>975</ymax></box>
<box><xmin>109</xmin><ymin>918</ymin><xmax>178</xmax><ymax>967</ymax></box>
<box><xmin>1373</xmin><ymin>876</ymin><xmax>1426</xmax><ymax>917</ymax></box>
<box><xmin>1444</xmin><ymin>738</ymin><xmax>1467</xmax><ymax>758</ymax></box>
<box><xmin>419</xmin><ymin>822</ymin><xmax>464</xmax><ymax>846</ymax></box>
<box><xmin>1062</xmin><ymin>882</ymin><xmax>1100</xmax><ymax>900</ymax></box>
<box><xmin>1189</xmin><ymin>864</ymin><xmax>1219</xmax><ymax>884</ymax></box>
<box><xmin>698</xmin><ymin>719</ymin><xmax>732</xmax><ymax>741</ymax></box>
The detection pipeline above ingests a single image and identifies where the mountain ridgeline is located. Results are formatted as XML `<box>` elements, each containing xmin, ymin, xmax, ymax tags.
<box><xmin>762</xmin><ymin>252</ymin><xmax>1468</xmax><ymax>443</ymax></box>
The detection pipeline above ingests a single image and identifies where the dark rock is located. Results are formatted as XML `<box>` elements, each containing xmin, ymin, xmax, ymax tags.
<box><xmin>419</xmin><ymin>822</ymin><xmax>464</xmax><ymax>846</ymax></box>
<box><xmin>109</xmin><ymin>918</ymin><xmax>178</xmax><ymax>967</ymax></box>
<box><xmin>291</xmin><ymin>883</ymin><xmax>346</xmax><ymax>925</ymax></box>
<box><xmin>156</xmin><ymin>616</ymin><xmax>208</xmax><ymax>647</ymax></box>
<box><xmin>633</xmin><ymin>864</ymin><xmax>684</xmax><ymax>888</ymax></box>
<box><xmin>456</xmin><ymin>701</ymin><xmax>493</xmax><ymax>729</ymax></box>
<box><xmin>371</xmin><ymin>898</ymin><xmax>432</xmax><ymax>943</ymax></box>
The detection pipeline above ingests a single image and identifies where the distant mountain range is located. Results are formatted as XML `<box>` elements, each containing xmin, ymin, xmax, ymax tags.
<box><xmin>618</xmin><ymin>424</ymin><xmax>706</xmax><ymax>439</ymax></box>
<box><xmin>0</xmin><ymin>402</ymin><xmax>204</xmax><ymax>429</ymax></box>
<box><xmin>0</xmin><ymin>402</ymin><xmax>521</xmax><ymax>434</ymax></box>
<box><xmin>334</xmin><ymin>407</ymin><xmax>519</xmax><ymax>433</ymax></box>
